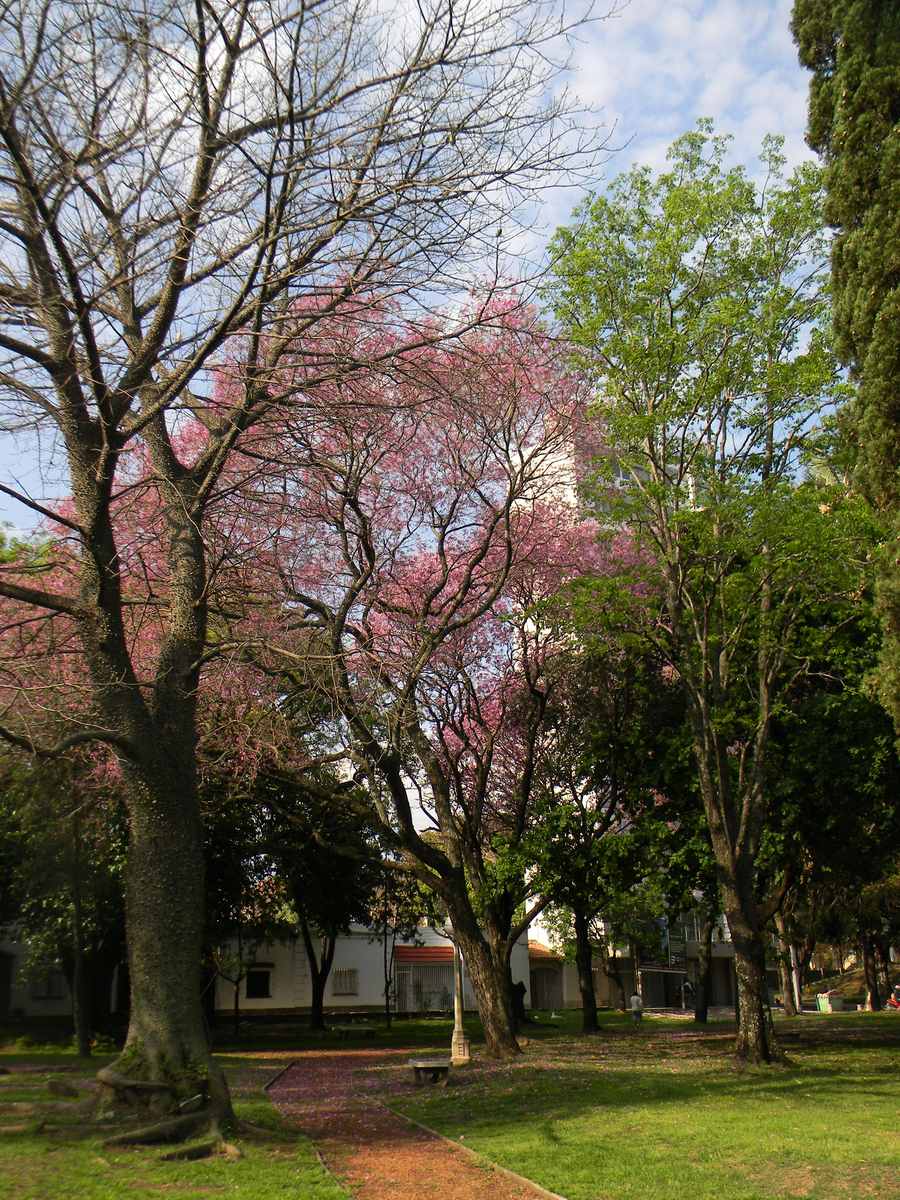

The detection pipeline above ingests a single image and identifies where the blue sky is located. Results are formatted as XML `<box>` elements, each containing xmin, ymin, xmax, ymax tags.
<box><xmin>571</xmin><ymin>0</ymin><xmax>810</xmax><ymax>173</ymax></box>
<box><xmin>529</xmin><ymin>0</ymin><xmax>813</xmax><ymax>245</ymax></box>
<box><xmin>0</xmin><ymin>0</ymin><xmax>815</xmax><ymax>531</ymax></box>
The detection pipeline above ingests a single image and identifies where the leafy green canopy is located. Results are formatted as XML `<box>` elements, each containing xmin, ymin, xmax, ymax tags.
<box><xmin>545</xmin><ymin>125</ymin><xmax>869</xmax><ymax>728</ymax></box>
<box><xmin>545</xmin><ymin>124</ymin><xmax>879</xmax><ymax>1004</ymax></box>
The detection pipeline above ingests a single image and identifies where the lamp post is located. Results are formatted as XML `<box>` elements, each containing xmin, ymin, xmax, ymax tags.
<box><xmin>448</xmin><ymin>925</ymin><xmax>471</xmax><ymax>1064</ymax></box>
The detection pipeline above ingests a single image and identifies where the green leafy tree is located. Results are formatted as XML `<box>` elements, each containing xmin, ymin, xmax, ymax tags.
<box><xmin>265</xmin><ymin>782</ymin><xmax>383</xmax><ymax>1031</ymax></box>
<box><xmin>766</xmin><ymin>588</ymin><xmax>900</xmax><ymax>1008</ymax></box>
<box><xmin>792</xmin><ymin>0</ymin><xmax>900</xmax><ymax>730</ymax></box>
<box><xmin>547</xmin><ymin>123</ymin><xmax>875</xmax><ymax>1063</ymax></box>
<box><xmin>0</xmin><ymin>754</ymin><xmax>126</xmax><ymax>1053</ymax></box>
<box><xmin>201</xmin><ymin>781</ymin><xmax>295</xmax><ymax>1039</ymax></box>
<box><xmin>367</xmin><ymin>870</ymin><xmax>439</xmax><ymax>1028</ymax></box>
<box><xmin>524</xmin><ymin>645</ymin><xmax>685</xmax><ymax>1032</ymax></box>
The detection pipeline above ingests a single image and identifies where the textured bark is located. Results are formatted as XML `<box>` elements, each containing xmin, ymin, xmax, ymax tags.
<box><xmin>573</xmin><ymin>908</ymin><xmax>599</xmax><ymax>1033</ymax></box>
<box><xmin>775</xmin><ymin>912</ymin><xmax>798</xmax><ymax>1017</ymax></box>
<box><xmin>113</xmin><ymin>760</ymin><xmax>230</xmax><ymax>1119</ymax></box>
<box><xmin>460</xmin><ymin>934</ymin><xmax>520</xmax><ymax>1058</ymax></box>
<box><xmin>693</xmin><ymin>916</ymin><xmax>713</xmax><ymax>1024</ymax></box>
<box><xmin>726</xmin><ymin>905</ymin><xmax>780</xmax><ymax>1064</ymax></box>
<box><xmin>299</xmin><ymin>918</ymin><xmax>336</xmax><ymax>1032</ymax></box>
<box><xmin>599</xmin><ymin>943</ymin><xmax>627</xmax><ymax>1010</ymax></box>
<box><xmin>693</xmin><ymin>713</ymin><xmax>781</xmax><ymax>1062</ymax></box>
<box><xmin>861</xmin><ymin>932</ymin><xmax>882</xmax><ymax>1011</ymax></box>
<box><xmin>777</xmin><ymin>954</ymin><xmax>797</xmax><ymax>1017</ymax></box>
<box><xmin>445</xmin><ymin>892</ymin><xmax>519</xmax><ymax>1058</ymax></box>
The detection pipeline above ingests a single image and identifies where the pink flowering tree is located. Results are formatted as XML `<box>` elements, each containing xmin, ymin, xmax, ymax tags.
<box><xmin>0</xmin><ymin>0</ymin><xmax>605</xmax><ymax>1125</ymax></box>
<box><xmin>234</xmin><ymin>305</ymin><xmax>622</xmax><ymax>1055</ymax></box>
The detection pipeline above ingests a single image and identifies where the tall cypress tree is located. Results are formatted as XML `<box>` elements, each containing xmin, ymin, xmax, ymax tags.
<box><xmin>792</xmin><ymin>1</ymin><xmax>900</xmax><ymax>728</ymax></box>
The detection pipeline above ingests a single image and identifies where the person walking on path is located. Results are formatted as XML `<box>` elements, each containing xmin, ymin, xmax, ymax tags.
<box><xmin>630</xmin><ymin>991</ymin><xmax>643</xmax><ymax>1025</ymax></box>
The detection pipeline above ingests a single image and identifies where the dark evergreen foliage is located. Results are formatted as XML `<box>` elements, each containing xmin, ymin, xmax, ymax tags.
<box><xmin>792</xmin><ymin>0</ymin><xmax>900</xmax><ymax>728</ymax></box>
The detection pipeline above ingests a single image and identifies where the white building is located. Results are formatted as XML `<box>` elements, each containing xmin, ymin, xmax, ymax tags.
<box><xmin>527</xmin><ymin>911</ymin><xmax>745</xmax><ymax>1011</ymax></box>
<box><xmin>213</xmin><ymin>922</ymin><xmax>532</xmax><ymax>1017</ymax></box>
<box><xmin>0</xmin><ymin>924</ymin><xmax>532</xmax><ymax>1021</ymax></box>
<box><xmin>0</xmin><ymin>934</ymin><xmax>70</xmax><ymax>1021</ymax></box>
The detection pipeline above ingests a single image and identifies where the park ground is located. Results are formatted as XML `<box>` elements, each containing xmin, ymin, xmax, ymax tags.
<box><xmin>1</xmin><ymin>1010</ymin><xmax>898</xmax><ymax>1200</ymax></box>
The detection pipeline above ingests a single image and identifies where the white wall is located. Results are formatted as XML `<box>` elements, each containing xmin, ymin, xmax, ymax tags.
<box><xmin>215</xmin><ymin>922</ymin><xmax>532</xmax><ymax>1013</ymax></box>
<box><xmin>0</xmin><ymin>935</ymin><xmax>71</xmax><ymax>1019</ymax></box>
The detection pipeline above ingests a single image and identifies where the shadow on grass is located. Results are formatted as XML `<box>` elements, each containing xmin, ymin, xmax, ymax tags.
<box><xmin>379</xmin><ymin>1013</ymin><xmax>900</xmax><ymax>1144</ymax></box>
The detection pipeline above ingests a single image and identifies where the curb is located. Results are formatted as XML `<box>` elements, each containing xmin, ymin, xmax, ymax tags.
<box><xmin>379</xmin><ymin>1100</ymin><xmax>569</xmax><ymax>1200</ymax></box>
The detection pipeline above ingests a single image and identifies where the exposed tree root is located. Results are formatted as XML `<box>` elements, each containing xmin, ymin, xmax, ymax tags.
<box><xmin>103</xmin><ymin>1108</ymin><xmax>215</xmax><ymax>1147</ymax></box>
<box><xmin>158</xmin><ymin>1135</ymin><xmax>243</xmax><ymax>1162</ymax></box>
<box><xmin>159</xmin><ymin>1137</ymin><xmax>220</xmax><ymax>1161</ymax></box>
<box><xmin>96</xmin><ymin>1066</ymin><xmax>179</xmax><ymax>1097</ymax></box>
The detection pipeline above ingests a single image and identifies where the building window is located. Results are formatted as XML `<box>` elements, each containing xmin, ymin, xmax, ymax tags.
<box><xmin>332</xmin><ymin>968</ymin><xmax>358</xmax><ymax>996</ymax></box>
<box><xmin>245</xmin><ymin>968</ymin><xmax>271</xmax><ymax>999</ymax></box>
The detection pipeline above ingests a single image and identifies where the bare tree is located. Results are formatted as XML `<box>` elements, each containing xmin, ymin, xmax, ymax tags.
<box><xmin>0</xmin><ymin>0</ymin><xmax>605</xmax><ymax>1127</ymax></box>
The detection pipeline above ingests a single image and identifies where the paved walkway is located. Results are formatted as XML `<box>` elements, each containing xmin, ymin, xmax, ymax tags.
<box><xmin>268</xmin><ymin>1050</ymin><xmax>555</xmax><ymax>1200</ymax></box>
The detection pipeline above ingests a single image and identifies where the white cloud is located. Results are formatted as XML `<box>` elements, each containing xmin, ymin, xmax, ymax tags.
<box><xmin>565</xmin><ymin>0</ymin><xmax>813</xmax><ymax>177</ymax></box>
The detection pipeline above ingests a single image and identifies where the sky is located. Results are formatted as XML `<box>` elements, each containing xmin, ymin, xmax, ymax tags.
<box><xmin>0</xmin><ymin>0</ymin><xmax>816</xmax><ymax>532</ymax></box>
<box><xmin>571</xmin><ymin>0</ymin><xmax>810</xmax><ymax>173</ymax></box>
<box><xmin>530</xmin><ymin>0</ymin><xmax>814</xmax><ymax>243</ymax></box>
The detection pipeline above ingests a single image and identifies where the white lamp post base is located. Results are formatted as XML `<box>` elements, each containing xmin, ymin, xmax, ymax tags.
<box><xmin>451</xmin><ymin>1031</ymin><xmax>471</xmax><ymax>1064</ymax></box>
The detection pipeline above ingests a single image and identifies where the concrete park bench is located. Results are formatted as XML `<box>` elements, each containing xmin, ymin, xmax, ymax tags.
<box><xmin>408</xmin><ymin>1057</ymin><xmax>451</xmax><ymax>1086</ymax></box>
<box><xmin>331</xmin><ymin>1023</ymin><xmax>377</xmax><ymax>1039</ymax></box>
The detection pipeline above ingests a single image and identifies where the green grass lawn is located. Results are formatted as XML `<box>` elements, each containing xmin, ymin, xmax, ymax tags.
<box><xmin>0</xmin><ymin>1051</ymin><xmax>349</xmax><ymax>1200</ymax></box>
<box><xmin>3</xmin><ymin>1011</ymin><xmax>897</xmax><ymax>1200</ymax></box>
<box><xmin>390</xmin><ymin>1011</ymin><xmax>900</xmax><ymax>1200</ymax></box>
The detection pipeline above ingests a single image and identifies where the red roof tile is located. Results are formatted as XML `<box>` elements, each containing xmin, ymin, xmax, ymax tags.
<box><xmin>394</xmin><ymin>945</ymin><xmax>454</xmax><ymax>963</ymax></box>
<box><xmin>528</xmin><ymin>940</ymin><xmax>562</xmax><ymax>962</ymax></box>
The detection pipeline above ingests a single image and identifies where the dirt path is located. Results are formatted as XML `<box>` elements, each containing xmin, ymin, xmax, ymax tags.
<box><xmin>268</xmin><ymin>1050</ymin><xmax>555</xmax><ymax>1200</ymax></box>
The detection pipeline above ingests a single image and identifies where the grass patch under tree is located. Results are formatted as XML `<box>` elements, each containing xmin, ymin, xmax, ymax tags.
<box><xmin>3</xmin><ymin>1010</ymin><xmax>898</xmax><ymax>1199</ymax></box>
<box><xmin>0</xmin><ymin>1047</ymin><xmax>348</xmax><ymax>1200</ymax></box>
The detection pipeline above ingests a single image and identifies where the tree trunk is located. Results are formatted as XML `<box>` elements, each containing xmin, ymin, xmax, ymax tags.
<box><xmin>874</xmin><ymin>937</ymin><xmax>892</xmax><ymax>999</ymax></box>
<box><xmin>89</xmin><ymin>956</ymin><xmax>117</xmax><ymax>1034</ymax></box>
<box><xmin>462</xmin><ymin>938</ymin><xmax>520</xmax><ymax>1057</ymax></box>
<box><xmin>697</xmin><ymin>742</ymin><xmax>780</xmax><ymax>1062</ymax></box>
<box><xmin>573</xmin><ymin>908</ymin><xmax>599</xmax><ymax>1033</ymax></box>
<box><xmin>383</xmin><ymin>924</ymin><xmax>393</xmax><ymax>1030</ymax></box>
<box><xmin>299</xmin><ymin>920</ymin><xmax>335</xmax><ymax>1031</ymax></box>
<box><xmin>111</xmin><ymin>766</ymin><xmax>231</xmax><ymax>1119</ymax></box>
<box><xmin>861</xmin><ymin>932</ymin><xmax>881</xmax><ymax>1010</ymax></box>
<box><xmin>310</xmin><ymin>971</ymin><xmax>327</xmax><ymax>1030</ymax></box>
<box><xmin>601</xmin><ymin>945</ymin><xmax>627</xmax><ymax>1010</ymax></box>
<box><xmin>694</xmin><ymin>916</ymin><xmax>713</xmax><ymax>1024</ymax></box>
<box><xmin>433</xmin><ymin>876</ymin><xmax>520</xmax><ymax>1058</ymax></box>
<box><xmin>727</xmin><ymin>912</ymin><xmax>780</xmax><ymax>1063</ymax></box>
<box><xmin>631</xmin><ymin>941</ymin><xmax>642</xmax><ymax>1000</ymax></box>
<box><xmin>233</xmin><ymin>980</ymin><xmax>241</xmax><ymax>1039</ymax></box>
<box><xmin>774</xmin><ymin>912</ymin><xmax>797</xmax><ymax>1017</ymax></box>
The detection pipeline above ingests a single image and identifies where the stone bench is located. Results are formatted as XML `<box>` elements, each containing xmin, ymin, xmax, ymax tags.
<box><xmin>331</xmin><ymin>1023</ymin><xmax>377</xmax><ymax>1039</ymax></box>
<box><xmin>408</xmin><ymin>1057</ymin><xmax>451</xmax><ymax>1086</ymax></box>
